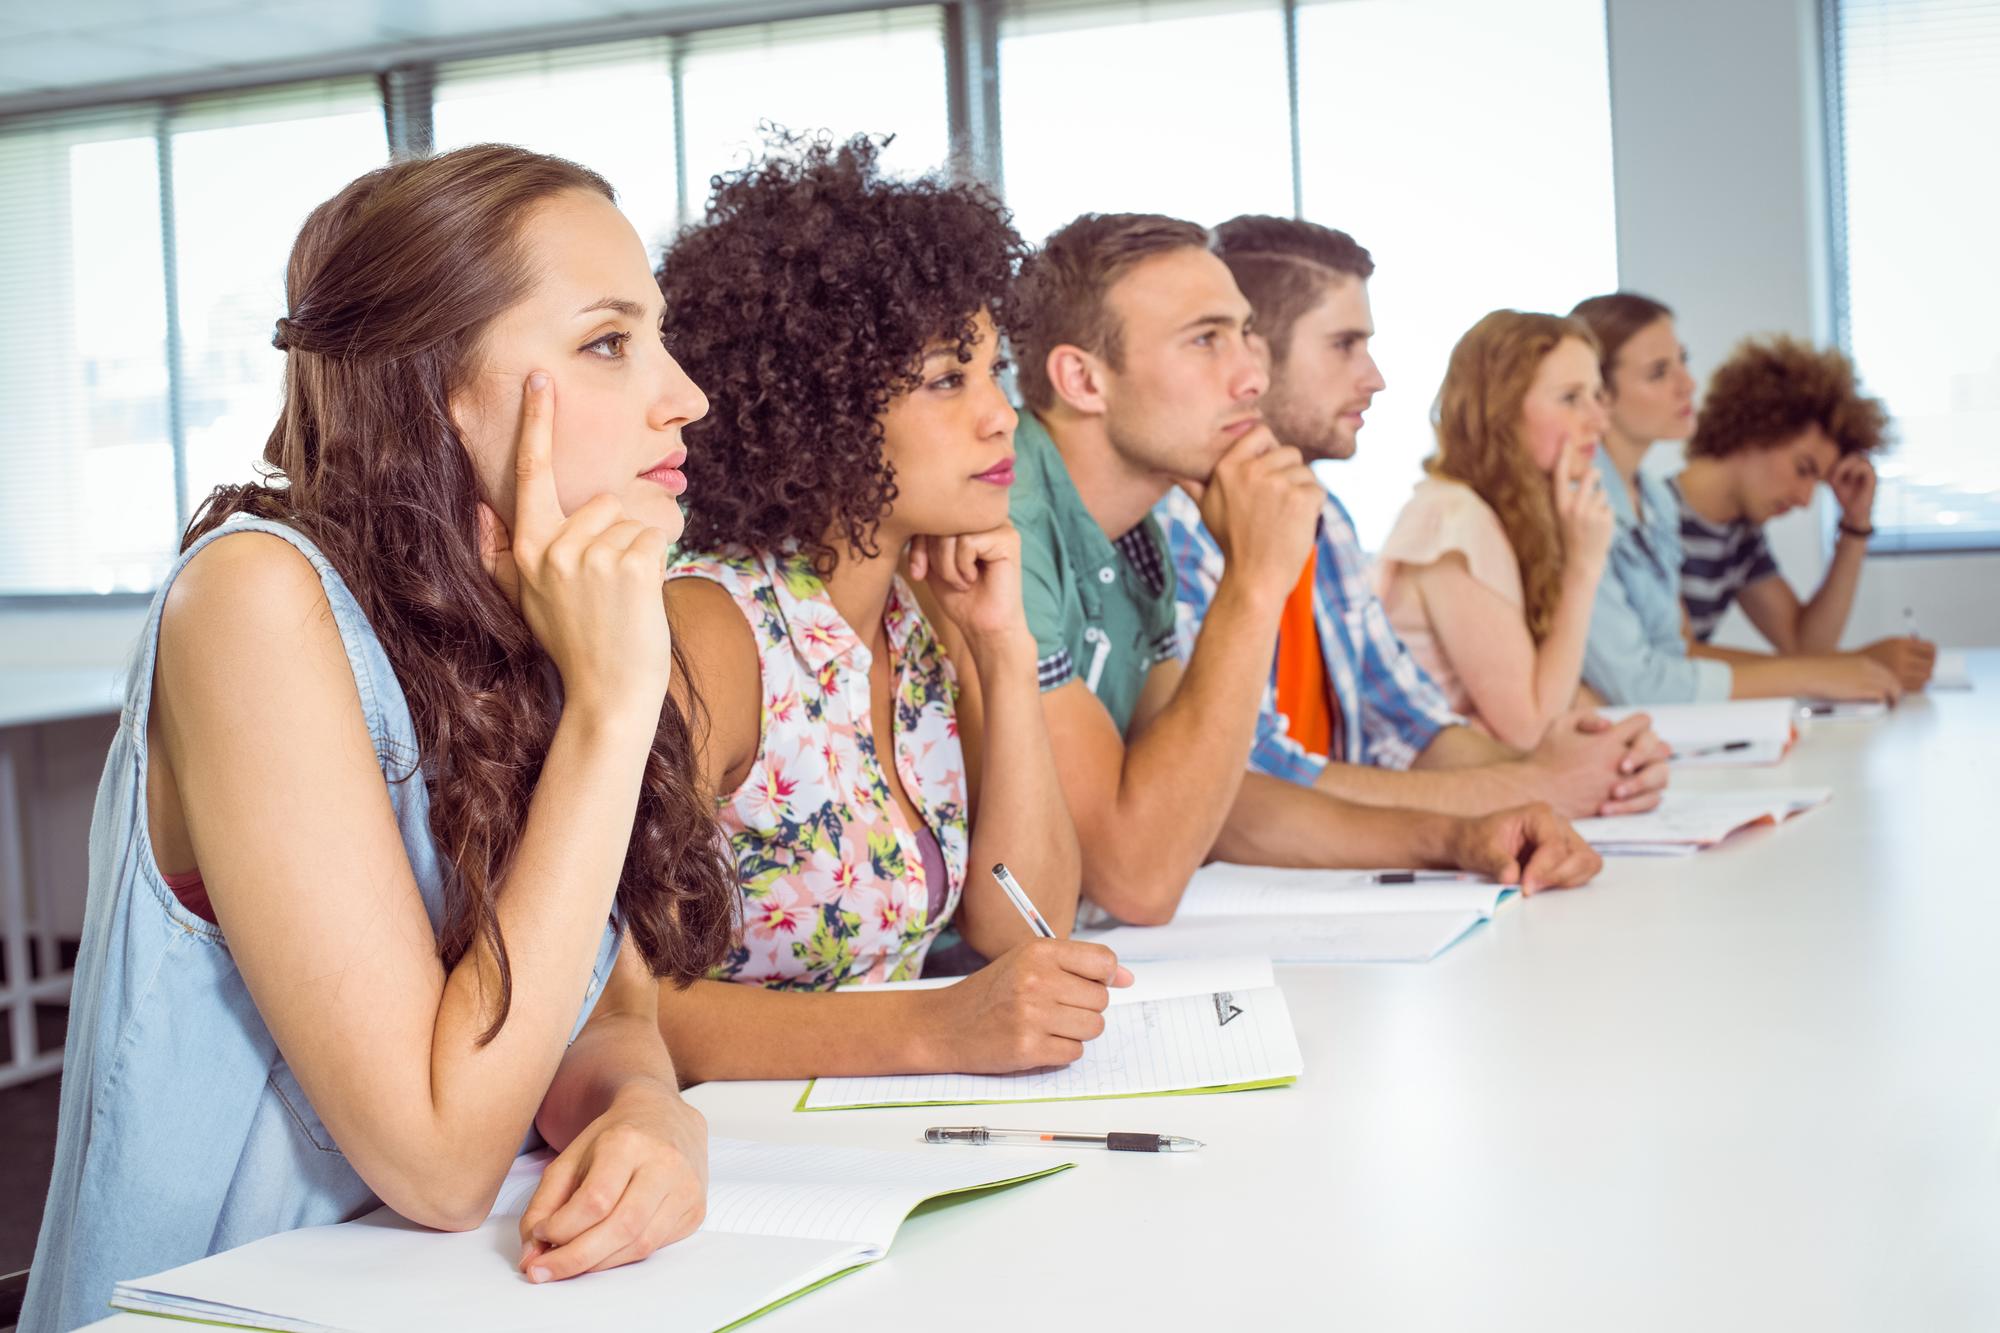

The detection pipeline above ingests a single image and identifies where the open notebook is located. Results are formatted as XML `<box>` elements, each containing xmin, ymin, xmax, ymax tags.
<box><xmin>1572</xmin><ymin>787</ymin><xmax>1831</xmax><ymax>855</ymax></box>
<box><xmin>1601</xmin><ymin>699</ymin><xmax>1799</xmax><ymax>766</ymax></box>
<box><xmin>1077</xmin><ymin>863</ymin><xmax>1516</xmax><ymax>965</ymax></box>
<box><xmin>799</xmin><ymin>955</ymin><xmax>1301</xmax><ymax>1111</ymax></box>
<box><xmin>111</xmin><ymin>1138</ymin><xmax>1070</xmax><ymax>1333</ymax></box>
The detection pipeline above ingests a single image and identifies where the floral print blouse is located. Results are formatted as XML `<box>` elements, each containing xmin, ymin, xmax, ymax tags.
<box><xmin>670</xmin><ymin>547</ymin><xmax>970</xmax><ymax>989</ymax></box>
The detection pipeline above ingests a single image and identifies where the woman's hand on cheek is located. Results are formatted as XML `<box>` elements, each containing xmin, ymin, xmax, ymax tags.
<box><xmin>516</xmin><ymin>1083</ymin><xmax>709</xmax><ymax>1283</ymax></box>
<box><xmin>478</xmin><ymin>373</ymin><xmax>675</xmax><ymax>723</ymax></box>
<box><xmin>912</xmin><ymin>526</ymin><xmax>1030</xmax><ymax>645</ymax></box>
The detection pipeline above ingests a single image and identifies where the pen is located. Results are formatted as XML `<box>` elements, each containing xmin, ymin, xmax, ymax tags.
<box><xmin>925</xmin><ymin>1126</ymin><xmax>1203</xmax><ymax>1153</ymax></box>
<box><xmin>1368</xmin><ymin>870</ymin><xmax>1482</xmax><ymax>885</ymax></box>
<box><xmin>1903</xmin><ymin>606</ymin><xmax>1920</xmax><ymax>641</ymax></box>
<box><xmin>1672</xmin><ymin>740</ymin><xmax>1752</xmax><ymax>759</ymax></box>
<box><xmin>990</xmin><ymin>862</ymin><xmax>1055</xmax><ymax>939</ymax></box>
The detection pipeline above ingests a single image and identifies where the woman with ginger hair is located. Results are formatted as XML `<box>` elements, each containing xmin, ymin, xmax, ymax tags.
<box><xmin>1569</xmin><ymin>292</ymin><xmax>1905</xmax><ymax>704</ymax></box>
<box><xmin>1373</xmin><ymin>310</ymin><xmax>1615</xmax><ymax>751</ymax></box>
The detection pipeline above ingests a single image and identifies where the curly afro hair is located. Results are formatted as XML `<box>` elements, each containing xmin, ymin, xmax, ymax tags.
<box><xmin>1689</xmin><ymin>335</ymin><xmax>1890</xmax><ymax>460</ymax></box>
<box><xmin>658</xmin><ymin>129</ymin><xmax>1026</xmax><ymax>572</ymax></box>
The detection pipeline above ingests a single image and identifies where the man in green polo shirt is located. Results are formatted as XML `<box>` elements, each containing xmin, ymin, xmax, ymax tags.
<box><xmin>1009</xmin><ymin>213</ymin><xmax>1602</xmax><ymax>925</ymax></box>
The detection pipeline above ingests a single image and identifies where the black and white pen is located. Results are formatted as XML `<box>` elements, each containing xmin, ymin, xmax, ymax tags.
<box><xmin>925</xmin><ymin>1126</ymin><xmax>1203</xmax><ymax>1153</ymax></box>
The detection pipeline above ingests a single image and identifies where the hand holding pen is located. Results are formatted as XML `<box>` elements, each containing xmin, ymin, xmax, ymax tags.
<box><xmin>911</xmin><ymin>865</ymin><xmax>1131</xmax><ymax>1075</ymax></box>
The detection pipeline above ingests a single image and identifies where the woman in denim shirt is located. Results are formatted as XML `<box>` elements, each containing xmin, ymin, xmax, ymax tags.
<box><xmin>1571</xmin><ymin>293</ymin><xmax>1900</xmax><ymax>705</ymax></box>
<box><xmin>25</xmin><ymin>147</ymin><xmax>738</xmax><ymax>1331</ymax></box>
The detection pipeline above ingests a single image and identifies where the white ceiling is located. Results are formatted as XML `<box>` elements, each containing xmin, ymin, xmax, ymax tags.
<box><xmin>0</xmin><ymin>0</ymin><xmax>825</xmax><ymax>109</ymax></box>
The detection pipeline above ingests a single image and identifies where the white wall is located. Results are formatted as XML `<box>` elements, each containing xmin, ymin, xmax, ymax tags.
<box><xmin>1604</xmin><ymin>0</ymin><xmax>2000</xmax><ymax>651</ymax></box>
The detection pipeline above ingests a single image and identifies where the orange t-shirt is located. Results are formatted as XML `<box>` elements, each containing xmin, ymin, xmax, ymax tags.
<box><xmin>1273</xmin><ymin>553</ymin><xmax>1340</xmax><ymax>761</ymax></box>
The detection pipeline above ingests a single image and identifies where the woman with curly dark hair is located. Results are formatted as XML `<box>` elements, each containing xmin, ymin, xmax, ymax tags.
<box><xmin>1671</xmin><ymin>334</ymin><xmax>1932</xmax><ymax>690</ymax></box>
<box><xmin>26</xmin><ymin>145</ymin><xmax>736</xmax><ymax>1333</ymax></box>
<box><xmin>1568</xmin><ymin>293</ymin><xmax>1905</xmax><ymax>704</ymax></box>
<box><xmin>655</xmin><ymin>131</ymin><xmax>1125</xmax><ymax>1084</ymax></box>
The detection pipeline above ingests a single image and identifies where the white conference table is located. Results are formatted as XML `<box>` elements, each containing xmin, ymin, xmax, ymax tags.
<box><xmin>79</xmin><ymin>652</ymin><xmax>2000</xmax><ymax>1332</ymax></box>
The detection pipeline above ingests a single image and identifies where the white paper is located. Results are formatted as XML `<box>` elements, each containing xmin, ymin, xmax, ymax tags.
<box><xmin>1572</xmin><ymin>788</ymin><xmax>1830</xmax><ymax>852</ymax></box>
<box><xmin>801</xmin><ymin>983</ymin><xmax>1303</xmax><ymax>1110</ymax></box>
<box><xmin>1599</xmin><ymin>699</ymin><xmax>1797</xmax><ymax>766</ymax></box>
<box><xmin>1088</xmin><ymin>909</ymin><xmax>1495</xmax><ymax>963</ymax></box>
<box><xmin>1170</xmin><ymin>863</ymin><xmax>1511</xmax><ymax>917</ymax></box>
<box><xmin>1074</xmin><ymin>865</ymin><xmax>1513</xmax><ymax>964</ymax></box>
<box><xmin>1931</xmin><ymin>651</ymin><xmax>1974</xmax><ymax>691</ymax></box>
<box><xmin>114</xmin><ymin>1138</ymin><xmax>1060</xmax><ymax>1333</ymax></box>
<box><xmin>1798</xmin><ymin>699</ymin><xmax>1889</xmax><ymax>721</ymax></box>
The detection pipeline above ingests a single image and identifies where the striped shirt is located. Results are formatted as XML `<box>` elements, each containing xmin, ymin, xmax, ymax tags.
<box><xmin>1156</xmin><ymin>478</ymin><xmax>1462</xmax><ymax>783</ymax></box>
<box><xmin>1672</xmin><ymin>477</ymin><xmax>1779</xmax><ymax>642</ymax></box>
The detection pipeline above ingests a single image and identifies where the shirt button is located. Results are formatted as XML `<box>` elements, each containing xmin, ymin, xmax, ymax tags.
<box><xmin>1097</xmin><ymin>566</ymin><xmax>1115</xmax><ymax>584</ymax></box>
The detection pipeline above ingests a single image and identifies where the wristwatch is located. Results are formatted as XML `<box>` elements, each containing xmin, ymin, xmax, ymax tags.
<box><xmin>1838</xmin><ymin>519</ymin><xmax>1874</xmax><ymax>539</ymax></box>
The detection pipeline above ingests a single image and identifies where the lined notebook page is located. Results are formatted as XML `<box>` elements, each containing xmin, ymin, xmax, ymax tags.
<box><xmin>1176</xmin><ymin>864</ymin><xmax>1510</xmax><ymax>917</ymax></box>
<box><xmin>802</xmin><ymin>985</ymin><xmax>1302</xmax><ymax>1110</ymax></box>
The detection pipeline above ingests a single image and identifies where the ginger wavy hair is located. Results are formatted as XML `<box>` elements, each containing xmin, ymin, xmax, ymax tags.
<box><xmin>1428</xmin><ymin>309</ymin><xmax>1601</xmax><ymax>643</ymax></box>
<box><xmin>186</xmin><ymin>144</ymin><xmax>738</xmax><ymax>1038</ymax></box>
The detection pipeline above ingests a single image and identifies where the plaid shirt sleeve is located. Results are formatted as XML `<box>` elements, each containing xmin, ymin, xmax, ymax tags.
<box><xmin>1346</xmin><ymin>597</ymin><xmax>1462</xmax><ymax>768</ymax></box>
<box><xmin>1156</xmin><ymin>490</ymin><xmax>1330</xmax><ymax>785</ymax></box>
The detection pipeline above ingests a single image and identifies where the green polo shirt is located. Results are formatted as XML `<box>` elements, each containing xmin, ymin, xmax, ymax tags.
<box><xmin>1009</xmin><ymin>410</ymin><xmax>1181</xmax><ymax>736</ymax></box>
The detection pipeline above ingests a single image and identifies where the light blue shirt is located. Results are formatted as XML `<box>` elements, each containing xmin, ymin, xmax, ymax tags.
<box><xmin>24</xmin><ymin>515</ymin><xmax>623</xmax><ymax>1333</ymax></box>
<box><xmin>1582</xmin><ymin>451</ymin><xmax>1733</xmax><ymax>705</ymax></box>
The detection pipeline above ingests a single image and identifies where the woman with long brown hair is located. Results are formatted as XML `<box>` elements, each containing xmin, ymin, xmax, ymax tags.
<box><xmin>1373</xmin><ymin>310</ymin><xmax>1614</xmax><ymax>750</ymax></box>
<box><xmin>25</xmin><ymin>145</ymin><xmax>738</xmax><ymax>1333</ymax></box>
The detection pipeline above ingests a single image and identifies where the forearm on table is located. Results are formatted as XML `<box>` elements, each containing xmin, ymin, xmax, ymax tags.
<box><xmin>659</xmin><ymin>979</ymin><xmax>941</xmax><ymax>1084</ymax></box>
<box><xmin>1211</xmin><ymin>772</ymin><xmax>1458</xmax><ymax>869</ymax></box>
<box><xmin>1311</xmin><ymin>756</ymin><xmax>1531</xmax><ymax>818</ymax></box>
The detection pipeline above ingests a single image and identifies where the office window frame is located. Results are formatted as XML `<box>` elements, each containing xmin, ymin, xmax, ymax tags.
<box><xmin>1818</xmin><ymin>0</ymin><xmax>2000</xmax><ymax>557</ymax></box>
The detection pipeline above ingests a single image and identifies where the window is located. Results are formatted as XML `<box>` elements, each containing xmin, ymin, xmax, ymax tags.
<box><xmin>433</xmin><ymin>41</ymin><xmax>680</xmax><ymax>261</ymax></box>
<box><xmin>1829</xmin><ymin>0</ymin><xmax>2000</xmax><ymax>551</ymax></box>
<box><xmin>678</xmin><ymin>9</ymin><xmax>950</xmax><ymax>221</ymax></box>
<box><xmin>1294</xmin><ymin>0</ymin><xmax>1619</xmax><ymax>550</ymax></box>
<box><xmin>168</xmin><ymin>81</ymin><xmax>390</xmax><ymax>520</ymax></box>
<box><xmin>998</xmin><ymin>0</ymin><xmax>1295</xmax><ymax>247</ymax></box>
<box><xmin>0</xmin><ymin>109</ymin><xmax>174</xmax><ymax>595</ymax></box>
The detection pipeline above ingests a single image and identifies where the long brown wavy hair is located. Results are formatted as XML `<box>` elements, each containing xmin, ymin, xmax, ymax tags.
<box><xmin>1428</xmin><ymin>309</ymin><xmax>1601</xmax><ymax>643</ymax></box>
<box><xmin>185</xmin><ymin>144</ymin><xmax>738</xmax><ymax>1038</ymax></box>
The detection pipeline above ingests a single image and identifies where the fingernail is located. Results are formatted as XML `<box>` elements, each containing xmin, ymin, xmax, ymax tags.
<box><xmin>528</xmin><ymin>1267</ymin><xmax>551</xmax><ymax>1285</ymax></box>
<box><xmin>528</xmin><ymin>372</ymin><xmax>549</xmax><ymax>392</ymax></box>
<box><xmin>519</xmin><ymin>1241</ymin><xmax>534</xmax><ymax>1266</ymax></box>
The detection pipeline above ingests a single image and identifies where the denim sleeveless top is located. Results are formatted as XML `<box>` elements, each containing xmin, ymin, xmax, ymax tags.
<box><xmin>22</xmin><ymin>516</ymin><xmax>625</xmax><ymax>1333</ymax></box>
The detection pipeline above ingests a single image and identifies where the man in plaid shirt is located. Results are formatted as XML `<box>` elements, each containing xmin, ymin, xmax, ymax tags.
<box><xmin>1157</xmin><ymin>216</ymin><xmax>1670</xmax><ymax>818</ymax></box>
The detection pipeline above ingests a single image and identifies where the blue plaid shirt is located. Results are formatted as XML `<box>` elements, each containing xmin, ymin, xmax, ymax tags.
<box><xmin>1156</xmin><ymin>480</ymin><xmax>1463</xmax><ymax>784</ymax></box>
